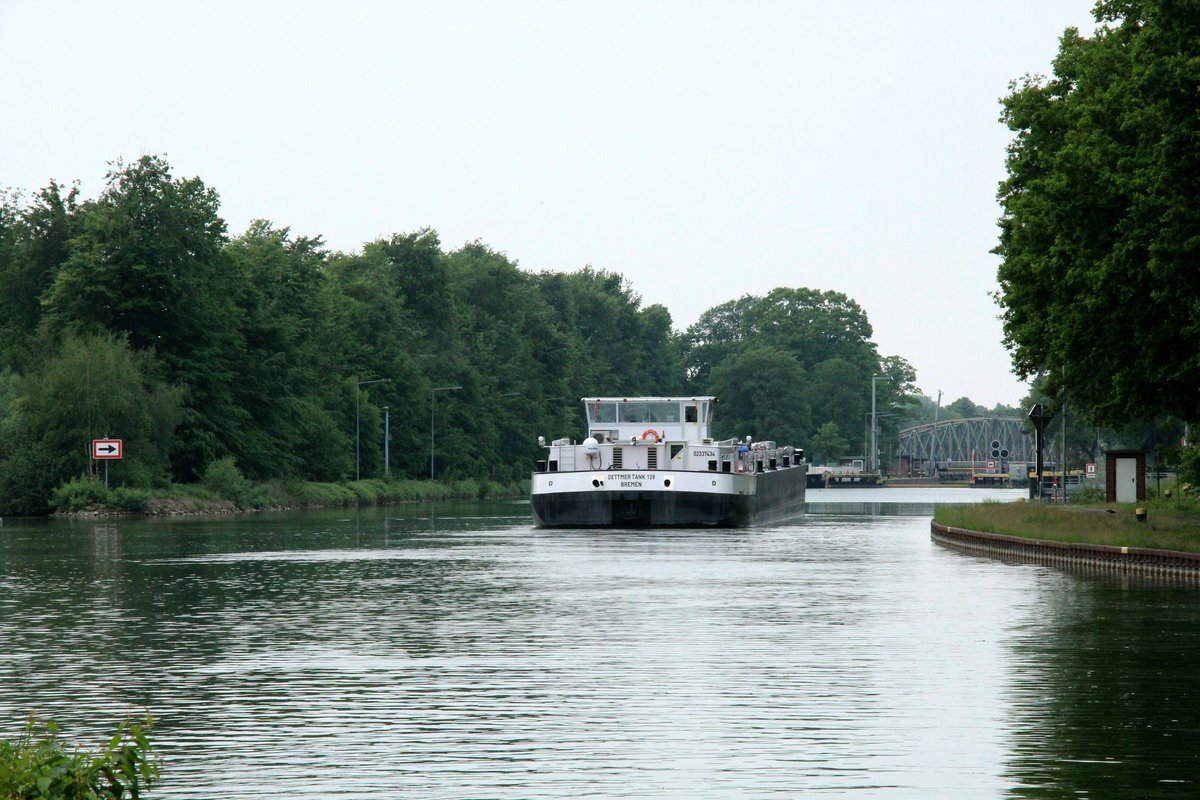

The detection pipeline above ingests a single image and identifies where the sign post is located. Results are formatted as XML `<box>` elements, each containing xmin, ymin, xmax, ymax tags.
<box><xmin>92</xmin><ymin>438</ymin><xmax>123</xmax><ymax>489</ymax></box>
<box><xmin>1027</xmin><ymin>404</ymin><xmax>1053</xmax><ymax>500</ymax></box>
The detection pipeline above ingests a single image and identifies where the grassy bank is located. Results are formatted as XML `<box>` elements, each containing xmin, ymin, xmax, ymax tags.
<box><xmin>934</xmin><ymin>494</ymin><xmax>1200</xmax><ymax>554</ymax></box>
<box><xmin>52</xmin><ymin>473</ymin><xmax>528</xmax><ymax>517</ymax></box>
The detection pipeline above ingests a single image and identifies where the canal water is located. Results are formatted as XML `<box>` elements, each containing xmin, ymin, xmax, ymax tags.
<box><xmin>1</xmin><ymin>488</ymin><xmax>1198</xmax><ymax>798</ymax></box>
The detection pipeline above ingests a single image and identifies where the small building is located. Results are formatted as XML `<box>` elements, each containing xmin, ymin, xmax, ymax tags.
<box><xmin>1105</xmin><ymin>450</ymin><xmax>1145</xmax><ymax>503</ymax></box>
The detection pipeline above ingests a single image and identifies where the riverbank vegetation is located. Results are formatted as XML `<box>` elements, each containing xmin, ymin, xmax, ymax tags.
<box><xmin>0</xmin><ymin>717</ymin><xmax>157</xmax><ymax>799</ymax></box>
<box><xmin>50</xmin><ymin>469</ymin><xmax>525</xmax><ymax>517</ymax></box>
<box><xmin>1</xmin><ymin>156</ymin><xmax>938</xmax><ymax>516</ymax></box>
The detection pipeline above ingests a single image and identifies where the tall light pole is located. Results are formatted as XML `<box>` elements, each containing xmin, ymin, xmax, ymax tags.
<box><xmin>356</xmin><ymin>378</ymin><xmax>389</xmax><ymax>481</ymax></box>
<box><xmin>1059</xmin><ymin>363</ymin><xmax>1069</xmax><ymax>499</ymax></box>
<box><xmin>930</xmin><ymin>389</ymin><xmax>942</xmax><ymax>478</ymax></box>
<box><xmin>871</xmin><ymin>374</ymin><xmax>890</xmax><ymax>473</ymax></box>
<box><xmin>431</xmin><ymin>385</ymin><xmax>462</xmax><ymax>480</ymax></box>
<box><xmin>863</xmin><ymin>411</ymin><xmax>893</xmax><ymax>473</ymax></box>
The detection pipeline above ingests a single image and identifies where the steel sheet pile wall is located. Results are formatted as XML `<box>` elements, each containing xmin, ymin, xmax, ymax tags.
<box><xmin>931</xmin><ymin>521</ymin><xmax>1200</xmax><ymax>580</ymax></box>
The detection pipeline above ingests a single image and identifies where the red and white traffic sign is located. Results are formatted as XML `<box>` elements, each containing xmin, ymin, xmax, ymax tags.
<box><xmin>92</xmin><ymin>439</ymin><xmax>123</xmax><ymax>460</ymax></box>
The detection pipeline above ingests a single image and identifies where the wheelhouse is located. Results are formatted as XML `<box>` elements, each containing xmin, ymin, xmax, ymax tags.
<box><xmin>582</xmin><ymin>396</ymin><xmax>716</xmax><ymax>445</ymax></box>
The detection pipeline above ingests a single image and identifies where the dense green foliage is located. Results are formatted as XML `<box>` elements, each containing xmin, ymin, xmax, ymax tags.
<box><xmin>1</xmin><ymin>155</ymin><xmax>923</xmax><ymax>514</ymax></box>
<box><xmin>677</xmin><ymin>288</ymin><xmax>919</xmax><ymax>462</ymax></box>
<box><xmin>995</xmin><ymin>0</ymin><xmax>1200</xmax><ymax>426</ymax></box>
<box><xmin>0</xmin><ymin>717</ymin><xmax>157</xmax><ymax>799</ymax></box>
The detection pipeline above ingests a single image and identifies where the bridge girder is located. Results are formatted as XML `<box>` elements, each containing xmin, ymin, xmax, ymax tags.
<box><xmin>897</xmin><ymin>417</ymin><xmax>1033</xmax><ymax>466</ymax></box>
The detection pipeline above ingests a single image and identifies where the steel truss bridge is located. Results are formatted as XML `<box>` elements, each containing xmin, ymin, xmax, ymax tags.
<box><xmin>897</xmin><ymin>417</ymin><xmax>1033</xmax><ymax>469</ymax></box>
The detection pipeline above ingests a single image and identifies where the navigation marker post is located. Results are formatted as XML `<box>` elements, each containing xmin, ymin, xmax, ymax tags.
<box><xmin>92</xmin><ymin>438</ymin><xmax>123</xmax><ymax>489</ymax></box>
<box><xmin>1027</xmin><ymin>404</ymin><xmax>1053</xmax><ymax>500</ymax></box>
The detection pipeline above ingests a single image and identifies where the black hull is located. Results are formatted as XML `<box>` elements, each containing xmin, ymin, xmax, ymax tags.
<box><xmin>531</xmin><ymin>467</ymin><xmax>806</xmax><ymax>528</ymax></box>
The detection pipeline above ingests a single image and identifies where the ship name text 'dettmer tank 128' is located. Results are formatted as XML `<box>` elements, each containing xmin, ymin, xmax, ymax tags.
<box><xmin>530</xmin><ymin>396</ymin><xmax>807</xmax><ymax>527</ymax></box>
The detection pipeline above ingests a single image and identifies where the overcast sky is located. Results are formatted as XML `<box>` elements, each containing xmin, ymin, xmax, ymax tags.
<box><xmin>1</xmin><ymin>1</ymin><xmax>1099</xmax><ymax>408</ymax></box>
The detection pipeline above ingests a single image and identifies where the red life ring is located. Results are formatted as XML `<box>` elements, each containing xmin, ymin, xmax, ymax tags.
<box><xmin>641</xmin><ymin>429</ymin><xmax>661</xmax><ymax>443</ymax></box>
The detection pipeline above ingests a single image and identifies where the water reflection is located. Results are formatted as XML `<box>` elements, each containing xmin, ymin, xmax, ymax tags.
<box><xmin>1002</xmin><ymin>572</ymin><xmax>1200</xmax><ymax>798</ymax></box>
<box><xmin>0</xmin><ymin>493</ymin><xmax>1195</xmax><ymax>797</ymax></box>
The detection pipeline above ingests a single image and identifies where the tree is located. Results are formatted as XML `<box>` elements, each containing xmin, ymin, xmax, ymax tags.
<box><xmin>708</xmin><ymin>347</ymin><xmax>811</xmax><ymax>446</ymax></box>
<box><xmin>678</xmin><ymin>289</ymin><xmax>916</xmax><ymax>454</ymax></box>
<box><xmin>375</xmin><ymin>228</ymin><xmax>452</xmax><ymax>352</ymax></box>
<box><xmin>0</xmin><ymin>368</ymin><xmax>57</xmax><ymax>515</ymax></box>
<box><xmin>742</xmin><ymin>287</ymin><xmax>879</xmax><ymax>375</ymax></box>
<box><xmin>441</xmin><ymin>241</ymin><xmax>544</xmax><ymax>479</ymax></box>
<box><xmin>809</xmin><ymin>421</ymin><xmax>849</xmax><ymax>465</ymax></box>
<box><xmin>42</xmin><ymin>156</ymin><xmax>244</xmax><ymax>478</ymax></box>
<box><xmin>995</xmin><ymin>1</ymin><xmax>1200</xmax><ymax>425</ymax></box>
<box><xmin>944</xmin><ymin>396</ymin><xmax>987</xmax><ymax>420</ymax></box>
<box><xmin>225</xmin><ymin>221</ymin><xmax>351</xmax><ymax>480</ymax></box>
<box><xmin>677</xmin><ymin>293</ymin><xmax>759</xmax><ymax>388</ymax></box>
<box><xmin>0</xmin><ymin>333</ymin><xmax>184</xmax><ymax>512</ymax></box>
<box><xmin>808</xmin><ymin>357</ymin><xmax>867</xmax><ymax>448</ymax></box>
<box><xmin>536</xmin><ymin>267</ymin><xmax>676</xmax><ymax>397</ymax></box>
<box><xmin>0</xmin><ymin>182</ymin><xmax>82</xmax><ymax>372</ymax></box>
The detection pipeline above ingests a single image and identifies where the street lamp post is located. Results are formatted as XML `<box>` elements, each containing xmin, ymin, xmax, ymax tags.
<box><xmin>1061</xmin><ymin>363</ymin><xmax>1068</xmax><ymax>499</ymax></box>
<box><xmin>356</xmin><ymin>378</ymin><xmax>390</xmax><ymax>481</ymax></box>
<box><xmin>431</xmin><ymin>385</ymin><xmax>462</xmax><ymax>480</ymax></box>
<box><xmin>930</xmin><ymin>389</ymin><xmax>942</xmax><ymax>478</ymax></box>
<box><xmin>863</xmin><ymin>411</ymin><xmax>893</xmax><ymax>473</ymax></box>
<box><xmin>871</xmin><ymin>374</ymin><xmax>891</xmax><ymax>473</ymax></box>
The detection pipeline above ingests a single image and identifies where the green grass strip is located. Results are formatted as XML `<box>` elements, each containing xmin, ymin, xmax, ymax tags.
<box><xmin>934</xmin><ymin>498</ymin><xmax>1200</xmax><ymax>554</ymax></box>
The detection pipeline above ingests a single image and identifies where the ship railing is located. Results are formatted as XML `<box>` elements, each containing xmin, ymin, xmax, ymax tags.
<box><xmin>741</xmin><ymin>444</ymin><xmax>804</xmax><ymax>472</ymax></box>
<box><xmin>532</xmin><ymin>438</ymin><xmax>805</xmax><ymax>474</ymax></box>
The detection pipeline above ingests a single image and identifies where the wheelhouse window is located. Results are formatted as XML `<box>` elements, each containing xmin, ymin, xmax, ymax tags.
<box><xmin>587</xmin><ymin>401</ymin><xmax>617</xmax><ymax>424</ymax></box>
<box><xmin>618</xmin><ymin>401</ymin><xmax>679</xmax><ymax>423</ymax></box>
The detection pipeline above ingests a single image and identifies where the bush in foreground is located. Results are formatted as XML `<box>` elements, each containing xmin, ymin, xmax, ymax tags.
<box><xmin>0</xmin><ymin>717</ymin><xmax>158</xmax><ymax>799</ymax></box>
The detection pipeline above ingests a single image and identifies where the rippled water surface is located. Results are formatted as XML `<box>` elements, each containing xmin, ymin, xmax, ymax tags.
<box><xmin>2</xmin><ymin>488</ymin><xmax>1199</xmax><ymax>798</ymax></box>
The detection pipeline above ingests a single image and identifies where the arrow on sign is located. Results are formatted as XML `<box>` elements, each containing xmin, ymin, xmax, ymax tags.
<box><xmin>97</xmin><ymin>444</ymin><xmax>117</xmax><ymax>454</ymax></box>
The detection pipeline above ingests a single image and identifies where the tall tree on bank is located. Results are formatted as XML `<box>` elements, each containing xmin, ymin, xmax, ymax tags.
<box><xmin>743</xmin><ymin>287</ymin><xmax>879</xmax><ymax>376</ymax></box>
<box><xmin>708</xmin><ymin>346</ymin><xmax>810</xmax><ymax>446</ymax></box>
<box><xmin>678</xmin><ymin>287</ymin><xmax>914</xmax><ymax>459</ymax></box>
<box><xmin>42</xmin><ymin>156</ymin><xmax>244</xmax><ymax>478</ymax></box>
<box><xmin>677</xmin><ymin>293</ymin><xmax>759</xmax><ymax>388</ymax></box>
<box><xmin>0</xmin><ymin>182</ymin><xmax>83</xmax><ymax>372</ymax></box>
<box><xmin>995</xmin><ymin>1</ymin><xmax>1200</xmax><ymax>425</ymax></box>
<box><xmin>0</xmin><ymin>333</ymin><xmax>184</xmax><ymax>513</ymax></box>
<box><xmin>226</xmin><ymin>221</ymin><xmax>352</xmax><ymax>481</ymax></box>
